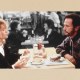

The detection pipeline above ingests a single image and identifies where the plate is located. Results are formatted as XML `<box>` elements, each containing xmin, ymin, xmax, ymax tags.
<box><xmin>31</xmin><ymin>61</ymin><xmax>43</xmax><ymax>65</ymax></box>
<box><xmin>31</xmin><ymin>58</ymin><xmax>44</xmax><ymax>65</ymax></box>
<box><xmin>50</xmin><ymin>57</ymin><xmax>65</xmax><ymax>62</ymax></box>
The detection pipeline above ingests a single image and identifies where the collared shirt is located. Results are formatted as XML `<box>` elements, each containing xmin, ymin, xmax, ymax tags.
<box><xmin>56</xmin><ymin>30</ymin><xmax>80</xmax><ymax>68</ymax></box>
<box><xmin>0</xmin><ymin>44</ymin><xmax>5</xmax><ymax>56</ymax></box>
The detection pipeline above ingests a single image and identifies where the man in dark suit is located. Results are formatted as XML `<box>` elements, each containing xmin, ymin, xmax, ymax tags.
<box><xmin>6</xmin><ymin>20</ymin><xmax>26</xmax><ymax>54</ymax></box>
<box><xmin>43</xmin><ymin>19</ymin><xmax>65</xmax><ymax>47</ymax></box>
<box><xmin>0</xmin><ymin>19</ymin><xmax>29</xmax><ymax>68</ymax></box>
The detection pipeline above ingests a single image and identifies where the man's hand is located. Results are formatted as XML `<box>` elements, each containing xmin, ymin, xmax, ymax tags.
<box><xmin>64</xmin><ymin>54</ymin><xmax>76</xmax><ymax>65</ymax></box>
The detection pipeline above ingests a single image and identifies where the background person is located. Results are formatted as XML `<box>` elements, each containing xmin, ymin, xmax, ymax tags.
<box><xmin>6</xmin><ymin>20</ymin><xmax>26</xmax><ymax>54</ymax></box>
<box><xmin>43</xmin><ymin>19</ymin><xmax>65</xmax><ymax>47</ymax></box>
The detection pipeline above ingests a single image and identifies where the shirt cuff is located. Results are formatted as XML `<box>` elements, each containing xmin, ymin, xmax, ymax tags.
<box><xmin>12</xmin><ymin>65</ymin><xmax>15</xmax><ymax>69</ymax></box>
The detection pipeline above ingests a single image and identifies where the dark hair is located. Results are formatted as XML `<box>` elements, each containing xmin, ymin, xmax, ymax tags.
<box><xmin>64</xmin><ymin>14</ymin><xmax>80</xmax><ymax>28</ymax></box>
<box><xmin>44</xmin><ymin>19</ymin><xmax>55</xmax><ymax>29</ymax></box>
<box><xmin>10</xmin><ymin>20</ymin><xmax>19</xmax><ymax>31</ymax></box>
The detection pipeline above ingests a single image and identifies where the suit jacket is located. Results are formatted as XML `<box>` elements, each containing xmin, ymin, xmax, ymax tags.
<box><xmin>0</xmin><ymin>44</ymin><xmax>20</xmax><ymax>68</ymax></box>
<box><xmin>6</xmin><ymin>30</ymin><xmax>26</xmax><ymax>54</ymax></box>
<box><xmin>44</xmin><ymin>31</ymin><xmax>65</xmax><ymax>48</ymax></box>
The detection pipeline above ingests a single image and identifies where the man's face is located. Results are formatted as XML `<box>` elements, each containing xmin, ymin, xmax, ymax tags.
<box><xmin>0</xmin><ymin>24</ymin><xmax>8</xmax><ymax>40</ymax></box>
<box><xmin>44</xmin><ymin>23</ymin><xmax>48</xmax><ymax>32</ymax></box>
<box><xmin>63</xmin><ymin>18</ymin><xmax>75</xmax><ymax>36</ymax></box>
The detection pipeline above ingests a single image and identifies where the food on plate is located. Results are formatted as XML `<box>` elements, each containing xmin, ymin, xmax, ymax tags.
<box><xmin>50</xmin><ymin>54</ymin><xmax>61</xmax><ymax>62</ymax></box>
<box><xmin>31</xmin><ymin>56</ymin><xmax>43</xmax><ymax>65</ymax></box>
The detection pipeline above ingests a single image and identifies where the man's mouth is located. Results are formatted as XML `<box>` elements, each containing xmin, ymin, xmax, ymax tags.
<box><xmin>64</xmin><ymin>30</ymin><xmax>69</xmax><ymax>34</ymax></box>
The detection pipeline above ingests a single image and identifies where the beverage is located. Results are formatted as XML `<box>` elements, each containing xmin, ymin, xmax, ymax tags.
<box><xmin>38</xmin><ymin>38</ymin><xmax>43</xmax><ymax>50</ymax></box>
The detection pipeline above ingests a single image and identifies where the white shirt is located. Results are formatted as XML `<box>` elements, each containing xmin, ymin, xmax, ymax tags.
<box><xmin>0</xmin><ymin>44</ymin><xmax>5</xmax><ymax>56</ymax></box>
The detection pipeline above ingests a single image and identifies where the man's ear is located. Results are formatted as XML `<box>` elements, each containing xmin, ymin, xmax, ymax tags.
<box><xmin>75</xmin><ymin>26</ymin><xmax>80</xmax><ymax>32</ymax></box>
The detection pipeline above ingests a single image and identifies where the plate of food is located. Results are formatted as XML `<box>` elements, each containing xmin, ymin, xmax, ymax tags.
<box><xmin>50</xmin><ymin>54</ymin><xmax>62</xmax><ymax>62</ymax></box>
<box><xmin>31</xmin><ymin>57</ymin><xmax>44</xmax><ymax>65</ymax></box>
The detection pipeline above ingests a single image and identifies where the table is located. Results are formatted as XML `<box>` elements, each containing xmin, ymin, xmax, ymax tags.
<box><xmin>21</xmin><ymin>39</ymin><xmax>49</xmax><ymax>45</ymax></box>
<box><xmin>19</xmin><ymin>47</ymin><xmax>75</xmax><ymax>69</ymax></box>
<box><xmin>21</xmin><ymin>39</ymin><xmax>49</xmax><ymax>48</ymax></box>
